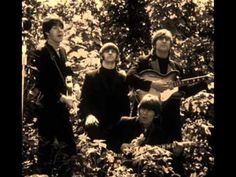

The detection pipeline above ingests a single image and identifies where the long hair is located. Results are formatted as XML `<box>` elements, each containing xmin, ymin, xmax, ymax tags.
<box><xmin>42</xmin><ymin>17</ymin><xmax>64</xmax><ymax>39</ymax></box>
<box><xmin>138</xmin><ymin>94</ymin><xmax>161</xmax><ymax>116</ymax></box>
<box><xmin>151</xmin><ymin>29</ymin><xmax>173</xmax><ymax>55</ymax></box>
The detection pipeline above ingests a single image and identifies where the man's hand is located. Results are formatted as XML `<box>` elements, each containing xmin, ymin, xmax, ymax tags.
<box><xmin>172</xmin><ymin>141</ymin><xmax>184</xmax><ymax>156</ymax></box>
<box><xmin>66</xmin><ymin>76</ymin><xmax>73</xmax><ymax>94</ymax></box>
<box><xmin>85</xmin><ymin>114</ymin><xmax>99</xmax><ymax>127</ymax></box>
<box><xmin>121</xmin><ymin>133</ymin><xmax>146</xmax><ymax>152</ymax></box>
<box><xmin>131</xmin><ymin>133</ymin><xmax>146</xmax><ymax>146</ymax></box>
<box><xmin>59</xmin><ymin>94</ymin><xmax>74</xmax><ymax>108</ymax></box>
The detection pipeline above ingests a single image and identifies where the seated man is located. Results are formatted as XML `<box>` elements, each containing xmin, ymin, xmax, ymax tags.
<box><xmin>115</xmin><ymin>94</ymin><xmax>185</xmax><ymax>176</ymax></box>
<box><xmin>116</xmin><ymin>94</ymin><xmax>166</xmax><ymax>149</ymax></box>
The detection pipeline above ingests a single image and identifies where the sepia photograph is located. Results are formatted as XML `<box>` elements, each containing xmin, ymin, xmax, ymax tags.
<box><xmin>22</xmin><ymin>0</ymin><xmax>214</xmax><ymax>176</ymax></box>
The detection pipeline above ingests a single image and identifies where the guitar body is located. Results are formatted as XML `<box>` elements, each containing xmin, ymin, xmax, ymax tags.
<box><xmin>134</xmin><ymin>69</ymin><xmax>213</xmax><ymax>103</ymax></box>
<box><xmin>135</xmin><ymin>69</ymin><xmax>180</xmax><ymax>102</ymax></box>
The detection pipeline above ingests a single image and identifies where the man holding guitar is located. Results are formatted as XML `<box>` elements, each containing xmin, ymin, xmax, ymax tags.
<box><xmin>127</xmin><ymin>28</ymin><xmax>210</xmax><ymax>146</ymax></box>
<box><xmin>126</xmin><ymin>28</ymin><xmax>212</xmax><ymax>177</ymax></box>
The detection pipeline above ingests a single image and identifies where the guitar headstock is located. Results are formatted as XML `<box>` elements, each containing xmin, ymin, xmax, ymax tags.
<box><xmin>205</xmin><ymin>73</ymin><xmax>214</xmax><ymax>84</ymax></box>
<box><xmin>207</xmin><ymin>72</ymin><xmax>214</xmax><ymax>77</ymax></box>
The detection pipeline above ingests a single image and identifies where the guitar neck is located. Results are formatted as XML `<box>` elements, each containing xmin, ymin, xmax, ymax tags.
<box><xmin>157</xmin><ymin>141</ymin><xmax>197</xmax><ymax>150</ymax></box>
<box><xmin>172</xmin><ymin>75</ymin><xmax>208</xmax><ymax>87</ymax></box>
<box><xmin>158</xmin><ymin>143</ymin><xmax>174</xmax><ymax>150</ymax></box>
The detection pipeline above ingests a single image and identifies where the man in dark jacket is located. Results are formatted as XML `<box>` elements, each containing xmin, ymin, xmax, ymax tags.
<box><xmin>127</xmin><ymin>29</ymin><xmax>209</xmax><ymax>143</ymax></box>
<box><xmin>33</xmin><ymin>17</ymin><xmax>76</xmax><ymax>176</ymax></box>
<box><xmin>78</xmin><ymin>42</ymin><xmax>130</xmax><ymax>151</ymax></box>
<box><xmin>116</xmin><ymin>94</ymin><xmax>185</xmax><ymax>177</ymax></box>
<box><xmin>116</xmin><ymin>94</ymin><xmax>165</xmax><ymax>149</ymax></box>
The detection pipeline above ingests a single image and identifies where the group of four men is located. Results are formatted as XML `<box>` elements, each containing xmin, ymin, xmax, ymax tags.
<box><xmin>32</xmin><ymin>17</ymin><xmax>208</xmax><ymax>176</ymax></box>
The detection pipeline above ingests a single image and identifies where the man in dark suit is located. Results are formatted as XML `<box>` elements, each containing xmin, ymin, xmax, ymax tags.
<box><xmin>33</xmin><ymin>17</ymin><xmax>76</xmax><ymax>176</ymax></box>
<box><xmin>116</xmin><ymin>94</ymin><xmax>164</xmax><ymax>149</ymax></box>
<box><xmin>116</xmin><ymin>94</ymin><xmax>184</xmax><ymax>177</ymax></box>
<box><xmin>78</xmin><ymin>42</ymin><xmax>130</xmax><ymax>151</ymax></box>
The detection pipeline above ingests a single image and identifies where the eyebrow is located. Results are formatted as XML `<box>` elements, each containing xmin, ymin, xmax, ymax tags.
<box><xmin>52</xmin><ymin>24</ymin><xmax>64</xmax><ymax>28</ymax></box>
<box><xmin>159</xmin><ymin>34</ymin><xmax>170</xmax><ymax>38</ymax></box>
<box><xmin>104</xmin><ymin>48</ymin><xmax>116</xmax><ymax>52</ymax></box>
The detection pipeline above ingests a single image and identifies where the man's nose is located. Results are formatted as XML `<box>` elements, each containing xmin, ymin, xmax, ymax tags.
<box><xmin>108</xmin><ymin>49</ymin><xmax>113</xmax><ymax>54</ymax></box>
<box><xmin>162</xmin><ymin>38</ymin><xmax>167</xmax><ymax>42</ymax></box>
<box><xmin>141</xmin><ymin>109</ymin><xmax>148</xmax><ymax>114</ymax></box>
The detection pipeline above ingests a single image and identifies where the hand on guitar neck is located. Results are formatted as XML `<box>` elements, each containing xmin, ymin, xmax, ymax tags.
<box><xmin>172</xmin><ymin>141</ymin><xmax>184</xmax><ymax>156</ymax></box>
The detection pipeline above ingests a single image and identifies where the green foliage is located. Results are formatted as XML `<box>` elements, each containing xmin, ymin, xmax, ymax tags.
<box><xmin>99</xmin><ymin>0</ymin><xmax>152</xmax><ymax>63</ymax></box>
<box><xmin>22</xmin><ymin>117</ymin><xmax>39</xmax><ymax>175</ymax></box>
<box><xmin>181</xmin><ymin>88</ymin><xmax>214</xmax><ymax>122</ymax></box>
<box><xmin>73</xmin><ymin>133</ymin><xmax>136</xmax><ymax>176</ymax></box>
<box><xmin>181</xmin><ymin>88</ymin><xmax>214</xmax><ymax>176</ymax></box>
<box><xmin>182</xmin><ymin>118</ymin><xmax>214</xmax><ymax>177</ymax></box>
<box><xmin>122</xmin><ymin>134</ymin><xmax>175</xmax><ymax>177</ymax></box>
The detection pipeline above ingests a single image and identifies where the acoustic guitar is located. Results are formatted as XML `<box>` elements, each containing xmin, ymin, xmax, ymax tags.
<box><xmin>135</xmin><ymin>69</ymin><xmax>213</xmax><ymax>103</ymax></box>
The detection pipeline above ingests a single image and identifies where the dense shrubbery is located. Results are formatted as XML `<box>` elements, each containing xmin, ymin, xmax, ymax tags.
<box><xmin>22</xmin><ymin>0</ymin><xmax>214</xmax><ymax>176</ymax></box>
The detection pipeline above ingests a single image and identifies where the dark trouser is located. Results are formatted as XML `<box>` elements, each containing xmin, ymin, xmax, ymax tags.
<box><xmin>37</xmin><ymin>102</ymin><xmax>76</xmax><ymax>177</ymax></box>
<box><xmin>162</xmin><ymin>98</ymin><xmax>182</xmax><ymax>142</ymax></box>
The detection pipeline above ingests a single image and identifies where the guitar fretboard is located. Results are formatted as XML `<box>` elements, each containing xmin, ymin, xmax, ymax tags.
<box><xmin>172</xmin><ymin>75</ymin><xmax>209</xmax><ymax>87</ymax></box>
<box><xmin>158</xmin><ymin>143</ymin><xmax>174</xmax><ymax>150</ymax></box>
<box><xmin>158</xmin><ymin>141</ymin><xmax>197</xmax><ymax>150</ymax></box>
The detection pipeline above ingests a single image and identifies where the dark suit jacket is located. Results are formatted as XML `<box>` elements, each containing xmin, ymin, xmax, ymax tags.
<box><xmin>33</xmin><ymin>43</ymin><xmax>76</xmax><ymax>155</ymax></box>
<box><xmin>115</xmin><ymin>116</ymin><xmax>168</xmax><ymax>148</ymax></box>
<box><xmin>34</xmin><ymin>43</ymin><xmax>73</xmax><ymax>105</ymax></box>
<box><xmin>78</xmin><ymin>67</ymin><xmax>130</xmax><ymax>129</ymax></box>
<box><xmin>126</xmin><ymin>53</ymin><xmax>207</xmax><ymax>98</ymax></box>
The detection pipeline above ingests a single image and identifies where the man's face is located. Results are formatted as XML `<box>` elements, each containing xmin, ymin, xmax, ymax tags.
<box><xmin>46</xmin><ymin>25</ymin><xmax>64</xmax><ymax>43</ymax></box>
<box><xmin>155</xmin><ymin>36</ymin><xmax>171</xmax><ymax>52</ymax></box>
<box><xmin>103</xmin><ymin>48</ymin><xmax>118</xmax><ymax>63</ymax></box>
<box><xmin>139</xmin><ymin>108</ymin><xmax>155</xmax><ymax>125</ymax></box>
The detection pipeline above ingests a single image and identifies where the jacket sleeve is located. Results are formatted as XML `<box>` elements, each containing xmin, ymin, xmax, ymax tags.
<box><xmin>34</xmin><ymin>50</ymin><xmax>62</xmax><ymax>103</ymax></box>
<box><xmin>78</xmin><ymin>73</ymin><xmax>94</xmax><ymax>120</ymax></box>
<box><xmin>126</xmin><ymin>58</ymin><xmax>152</xmax><ymax>91</ymax></box>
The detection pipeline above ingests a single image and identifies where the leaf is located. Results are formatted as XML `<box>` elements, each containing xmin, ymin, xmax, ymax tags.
<box><xmin>86</xmin><ymin>147</ymin><xmax>97</xmax><ymax>156</ymax></box>
<box><xmin>91</xmin><ymin>139</ymin><xmax>107</xmax><ymax>149</ymax></box>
